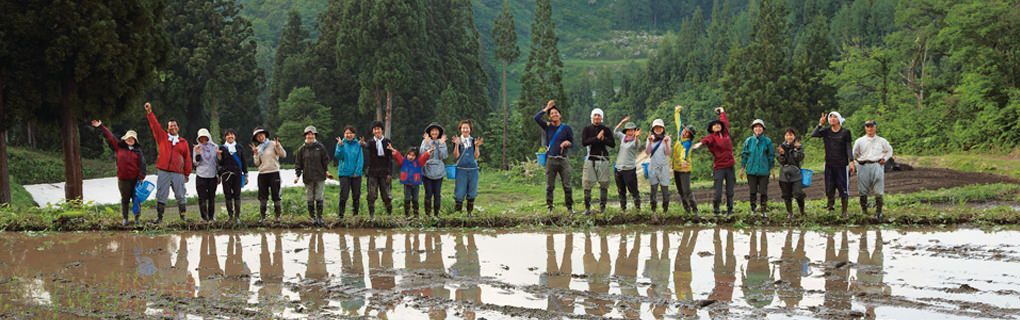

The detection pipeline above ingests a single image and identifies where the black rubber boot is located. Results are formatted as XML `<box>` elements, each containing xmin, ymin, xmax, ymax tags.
<box><xmin>233</xmin><ymin>198</ymin><xmax>242</xmax><ymax>224</ymax></box>
<box><xmin>178</xmin><ymin>204</ymin><xmax>187</xmax><ymax>221</ymax></box>
<box><xmin>840</xmin><ymin>196</ymin><xmax>849</xmax><ymax>219</ymax></box>
<box><xmin>564</xmin><ymin>190</ymin><xmax>575</xmax><ymax>215</ymax></box>
<box><xmin>384</xmin><ymin>202</ymin><xmax>393</xmax><ymax>216</ymax></box>
<box><xmin>225</xmin><ymin>198</ymin><xmax>234</xmax><ymax>221</ymax></box>
<box><xmin>760</xmin><ymin>195</ymin><xmax>768</xmax><ymax>217</ymax></box>
<box><xmin>785</xmin><ymin>199</ymin><xmax>794</xmax><ymax>218</ymax></box>
<box><xmin>368</xmin><ymin>205</ymin><xmax>375</xmax><ymax>219</ymax></box>
<box><xmin>826</xmin><ymin>196</ymin><xmax>835</xmax><ymax>212</ymax></box>
<box><xmin>620</xmin><ymin>194</ymin><xmax>628</xmax><ymax>211</ymax></box>
<box><xmin>307</xmin><ymin>201</ymin><xmax>316</xmax><ymax>224</ymax></box>
<box><xmin>749</xmin><ymin>197</ymin><xmax>757</xmax><ymax>214</ymax></box>
<box><xmin>599</xmin><ymin>188</ymin><xmax>608</xmax><ymax>213</ymax></box>
<box><xmin>413</xmin><ymin>201</ymin><xmax>419</xmax><ymax>218</ymax></box>
<box><xmin>404</xmin><ymin>200</ymin><xmax>412</xmax><ymax>219</ymax></box>
<box><xmin>713</xmin><ymin>200</ymin><xmax>721</xmax><ymax>217</ymax></box>
<box><xmin>433</xmin><ymin>201</ymin><xmax>441</xmax><ymax>218</ymax></box>
<box><xmin>633</xmin><ymin>197</ymin><xmax>641</xmax><ymax>211</ymax></box>
<box><xmin>423</xmin><ymin>199</ymin><xmax>431</xmax><ymax>218</ymax></box>
<box><xmin>316</xmin><ymin>200</ymin><xmax>324</xmax><ymax>225</ymax></box>
<box><xmin>339</xmin><ymin>201</ymin><xmax>346</xmax><ymax>219</ymax></box>
<box><xmin>273</xmin><ymin>203</ymin><xmax>282</xmax><ymax>222</ymax></box>
<box><xmin>681</xmin><ymin>197</ymin><xmax>691</xmax><ymax>213</ymax></box>
<box><xmin>725</xmin><ymin>196</ymin><xmax>734</xmax><ymax>217</ymax></box>
<box><xmin>546</xmin><ymin>199</ymin><xmax>554</xmax><ymax>214</ymax></box>
<box><xmin>649</xmin><ymin>185</ymin><xmax>658</xmax><ymax>214</ymax></box>
<box><xmin>455</xmin><ymin>201</ymin><xmax>463</xmax><ymax>213</ymax></box>
<box><xmin>860</xmin><ymin>196</ymin><xmax>869</xmax><ymax>217</ymax></box>
<box><xmin>875</xmin><ymin>195</ymin><xmax>884</xmax><ymax>221</ymax></box>
<box><xmin>155</xmin><ymin>202</ymin><xmax>165</xmax><ymax>224</ymax></box>
<box><xmin>134</xmin><ymin>214</ymin><xmax>141</xmax><ymax>225</ymax></box>
<box><xmin>121</xmin><ymin>201</ymin><xmax>130</xmax><ymax>226</ymax></box>
<box><xmin>207</xmin><ymin>198</ymin><xmax>216</xmax><ymax>221</ymax></box>
<box><xmin>466</xmin><ymin>199</ymin><xmax>475</xmax><ymax>217</ymax></box>
<box><xmin>583</xmin><ymin>190</ymin><xmax>592</xmax><ymax>216</ymax></box>
<box><xmin>259</xmin><ymin>200</ymin><xmax>268</xmax><ymax>223</ymax></box>
<box><xmin>661</xmin><ymin>186</ymin><xmax>670</xmax><ymax>213</ymax></box>
<box><xmin>797</xmin><ymin>198</ymin><xmax>806</xmax><ymax>216</ymax></box>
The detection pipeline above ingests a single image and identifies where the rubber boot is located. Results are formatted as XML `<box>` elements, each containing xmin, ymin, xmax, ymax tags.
<box><xmin>875</xmin><ymin>195</ymin><xmax>884</xmax><ymax>221</ymax></box>
<box><xmin>178</xmin><ymin>204</ymin><xmax>187</xmax><ymax>221</ymax></box>
<box><xmin>681</xmin><ymin>197</ymin><xmax>691</xmax><ymax>214</ymax></box>
<box><xmin>339</xmin><ymin>201</ymin><xmax>346</xmax><ymax>219</ymax></box>
<box><xmin>599</xmin><ymin>188</ymin><xmax>608</xmax><ymax>213</ymax></box>
<box><xmin>726</xmin><ymin>196</ymin><xmax>734</xmax><ymax>217</ymax></box>
<box><xmin>384</xmin><ymin>202</ymin><xmax>393</xmax><ymax>216</ymax></box>
<box><xmin>368</xmin><ymin>205</ymin><xmax>375</xmax><ymax>219</ymax></box>
<box><xmin>826</xmin><ymin>196</ymin><xmax>835</xmax><ymax>212</ymax></box>
<box><xmin>860</xmin><ymin>196</ymin><xmax>869</xmax><ymax>217</ymax></box>
<box><xmin>404</xmin><ymin>200</ymin><xmax>412</xmax><ymax>219</ymax></box>
<box><xmin>620</xmin><ymin>194</ymin><xmax>628</xmax><ymax>211</ymax></box>
<box><xmin>258</xmin><ymin>200</ymin><xmax>267</xmax><ymax>223</ymax></box>
<box><xmin>225</xmin><ymin>198</ymin><xmax>234</xmax><ymax>221</ymax></box>
<box><xmin>433</xmin><ymin>201</ymin><xmax>441</xmax><ymax>218</ymax></box>
<box><xmin>155</xmin><ymin>202</ymin><xmax>165</xmax><ymax>224</ymax></box>
<box><xmin>583</xmin><ymin>190</ymin><xmax>592</xmax><ymax>216</ymax></box>
<box><xmin>134</xmin><ymin>213</ymin><xmax>141</xmax><ymax>225</ymax></box>
<box><xmin>352</xmin><ymin>199</ymin><xmax>360</xmax><ymax>218</ymax></box>
<box><xmin>307</xmin><ymin>201</ymin><xmax>316</xmax><ymax>225</ymax></box>
<box><xmin>198</xmin><ymin>199</ymin><xmax>209</xmax><ymax>221</ymax></box>
<box><xmin>760</xmin><ymin>195</ymin><xmax>768</xmax><ymax>218</ymax></box>
<box><xmin>273</xmin><ymin>203</ymin><xmax>282</xmax><ymax>222</ymax></box>
<box><xmin>649</xmin><ymin>185</ymin><xmax>658</xmax><ymax>214</ymax></box>
<box><xmin>413</xmin><ymin>200</ymin><xmax>419</xmax><ymax>219</ymax></box>
<box><xmin>455</xmin><ymin>201</ymin><xmax>464</xmax><ymax>213</ymax></box>
<box><xmin>840</xmin><ymin>196</ymin><xmax>849</xmax><ymax>219</ymax></box>
<box><xmin>316</xmin><ymin>200</ymin><xmax>324</xmax><ymax>225</ymax></box>
<box><xmin>233</xmin><ymin>198</ymin><xmax>242</xmax><ymax>224</ymax></box>
<box><xmin>749</xmin><ymin>197</ymin><xmax>757</xmax><ymax>214</ymax></box>
<box><xmin>121</xmin><ymin>201</ymin><xmax>130</xmax><ymax>226</ymax></box>
<box><xmin>713</xmin><ymin>200</ymin><xmax>721</xmax><ymax>217</ymax></box>
<box><xmin>466</xmin><ymin>199</ymin><xmax>475</xmax><ymax>217</ymax></box>
<box><xmin>423</xmin><ymin>199</ymin><xmax>432</xmax><ymax>218</ymax></box>
<box><xmin>661</xmin><ymin>186</ymin><xmax>669</xmax><ymax>213</ymax></box>
<box><xmin>633</xmin><ymin>197</ymin><xmax>641</xmax><ymax>212</ymax></box>
<box><xmin>207</xmin><ymin>198</ymin><xmax>216</xmax><ymax>221</ymax></box>
<box><xmin>797</xmin><ymin>198</ymin><xmax>806</xmax><ymax>217</ymax></box>
<box><xmin>785</xmin><ymin>199</ymin><xmax>794</xmax><ymax>218</ymax></box>
<box><xmin>546</xmin><ymin>199</ymin><xmax>554</xmax><ymax>214</ymax></box>
<box><xmin>564</xmin><ymin>190</ymin><xmax>575</xmax><ymax>215</ymax></box>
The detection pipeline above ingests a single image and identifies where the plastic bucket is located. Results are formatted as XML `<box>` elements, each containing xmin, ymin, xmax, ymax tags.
<box><xmin>446</xmin><ymin>165</ymin><xmax>457</xmax><ymax>180</ymax></box>
<box><xmin>536</xmin><ymin>153</ymin><xmax>547</xmax><ymax>166</ymax></box>
<box><xmin>801</xmin><ymin>169</ymin><xmax>813</xmax><ymax>187</ymax></box>
<box><xmin>133</xmin><ymin>180</ymin><xmax>156</xmax><ymax>214</ymax></box>
<box><xmin>642</xmin><ymin>163</ymin><xmax>650</xmax><ymax>179</ymax></box>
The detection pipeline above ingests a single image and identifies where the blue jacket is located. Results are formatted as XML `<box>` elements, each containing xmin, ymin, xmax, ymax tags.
<box><xmin>741</xmin><ymin>134</ymin><xmax>775</xmax><ymax>176</ymax></box>
<box><xmin>334</xmin><ymin>138</ymin><xmax>364</xmax><ymax>177</ymax></box>
<box><xmin>534</xmin><ymin>110</ymin><xmax>574</xmax><ymax>157</ymax></box>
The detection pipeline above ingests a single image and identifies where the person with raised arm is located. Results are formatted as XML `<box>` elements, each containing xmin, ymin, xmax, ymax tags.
<box><xmin>144</xmin><ymin>102</ymin><xmax>192</xmax><ymax>223</ymax></box>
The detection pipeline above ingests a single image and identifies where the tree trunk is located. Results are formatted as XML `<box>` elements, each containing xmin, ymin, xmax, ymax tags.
<box><xmin>0</xmin><ymin>71</ymin><xmax>10</xmax><ymax>205</ymax></box>
<box><xmin>501</xmin><ymin>60</ymin><xmax>508</xmax><ymax>171</ymax></box>
<box><xmin>374</xmin><ymin>85</ymin><xmax>382</xmax><ymax>122</ymax></box>
<box><xmin>26</xmin><ymin>122</ymin><xmax>35</xmax><ymax>149</ymax></box>
<box><xmin>61</xmin><ymin>79</ymin><xmax>84</xmax><ymax>202</ymax></box>
<box><xmin>384</xmin><ymin>89</ymin><xmax>392</xmax><ymax>138</ymax></box>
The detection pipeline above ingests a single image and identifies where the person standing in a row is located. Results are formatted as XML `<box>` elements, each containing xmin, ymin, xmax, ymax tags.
<box><xmin>853</xmin><ymin>120</ymin><xmax>893</xmax><ymax>220</ymax></box>
<box><xmin>452</xmin><ymin>120</ymin><xmax>482</xmax><ymax>216</ymax></box>
<box><xmin>420</xmin><ymin>123</ymin><xmax>448</xmax><ymax>218</ymax></box>
<box><xmin>613</xmin><ymin>118</ymin><xmax>642</xmax><ymax>212</ymax></box>
<box><xmin>535</xmin><ymin>100</ymin><xmax>575</xmax><ymax>214</ymax></box>
<box><xmin>217</xmin><ymin>129</ymin><xmax>247</xmax><ymax>224</ymax></box>
<box><xmin>294</xmin><ymin>126</ymin><xmax>333</xmax><ymax>226</ymax></box>
<box><xmin>335</xmin><ymin>125</ymin><xmax>364</xmax><ymax>219</ymax></box>
<box><xmin>91</xmin><ymin>120</ymin><xmax>146</xmax><ymax>225</ymax></box>
<box><xmin>740</xmin><ymin>119</ymin><xmax>775</xmax><ymax>217</ymax></box>
<box><xmin>693</xmin><ymin>107</ymin><xmax>735</xmax><ymax>217</ymax></box>
<box><xmin>777</xmin><ymin>128</ymin><xmax>806</xmax><ymax>218</ymax></box>
<box><xmin>672</xmin><ymin>106</ymin><xmax>699</xmax><ymax>214</ymax></box>
<box><xmin>580</xmin><ymin>108</ymin><xmax>615</xmax><ymax>215</ymax></box>
<box><xmin>645</xmin><ymin>119</ymin><xmax>672</xmax><ymax>214</ymax></box>
<box><xmin>193</xmin><ymin>128</ymin><xmax>219</xmax><ymax>221</ymax></box>
<box><xmin>145</xmin><ymin>102</ymin><xmax>191</xmax><ymax>223</ymax></box>
<box><xmin>251</xmin><ymin>127</ymin><xmax>286</xmax><ymax>223</ymax></box>
<box><xmin>811</xmin><ymin>112</ymin><xmax>855</xmax><ymax>218</ymax></box>
<box><xmin>363</xmin><ymin>121</ymin><xmax>394</xmax><ymax>218</ymax></box>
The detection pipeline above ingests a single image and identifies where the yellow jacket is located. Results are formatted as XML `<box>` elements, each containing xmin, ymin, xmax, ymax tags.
<box><xmin>671</xmin><ymin>108</ymin><xmax>694</xmax><ymax>172</ymax></box>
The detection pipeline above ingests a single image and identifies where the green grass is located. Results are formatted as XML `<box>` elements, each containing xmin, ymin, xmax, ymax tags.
<box><xmin>10</xmin><ymin>182</ymin><xmax>34</xmax><ymax>208</ymax></box>
<box><xmin>7</xmin><ymin>147</ymin><xmax>120</xmax><ymax>185</ymax></box>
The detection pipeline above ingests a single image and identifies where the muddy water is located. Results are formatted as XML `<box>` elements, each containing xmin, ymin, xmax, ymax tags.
<box><xmin>1</xmin><ymin>228</ymin><xmax>1019</xmax><ymax>319</ymax></box>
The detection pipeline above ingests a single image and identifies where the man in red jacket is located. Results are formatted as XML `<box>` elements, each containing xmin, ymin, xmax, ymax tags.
<box><xmin>145</xmin><ymin>102</ymin><xmax>192</xmax><ymax>223</ymax></box>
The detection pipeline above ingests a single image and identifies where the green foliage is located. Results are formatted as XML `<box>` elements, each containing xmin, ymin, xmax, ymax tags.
<box><xmin>267</xmin><ymin>10</ymin><xmax>311</xmax><ymax>130</ymax></box>
<box><xmin>277</xmin><ymin>87</ymin><xmax>333</xmax><ymax>153</ymax></box>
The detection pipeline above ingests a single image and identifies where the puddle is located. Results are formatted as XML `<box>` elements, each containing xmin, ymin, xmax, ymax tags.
<box><xmin>1</xmin><ymin>227</ymin><xmax>1019</xmax><ymax>319</ymax></box>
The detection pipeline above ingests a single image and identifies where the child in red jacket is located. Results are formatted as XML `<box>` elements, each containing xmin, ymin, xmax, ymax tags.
<box><xmin>693</xmin><ymin>107</ymin><xmax>736</xmax><ymax>216</ymax></box>
<box><xmin>388</xmin><ymin>144</ymin><xmax>432</xmax><ymax>219</ymax></box>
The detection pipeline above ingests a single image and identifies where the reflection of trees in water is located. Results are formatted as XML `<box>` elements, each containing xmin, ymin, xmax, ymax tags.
<box><xmin>197</xmin><ymin>234</ymin><xmax>223</xmax><ymax>299</ymax></box>
<box><xmin>300</xmin><ymin>232</ymin><xmax>328</xmax><ymax>312</ymax></box>
<box><xmin>778</xmin><ymin>230</ymin><xmax>808</xmax><ymax>308</ymax></box>
<box><xmin>709</xmin><ymin>227</ymin><xmax>735</xmax><ymax>319</ymax></box>
<box><xmin>258</xmin><ymin>232</ymin><xmax>284</xmax><ymax>315</ymax></box>
<box><xmin>644</xmin><ymin>232</ymin><xmax>672</xmax><ymax>318</ymax></box>
<box><xmin>543</xmin><ymin>234</ymin><xmax>574</xmax><ymax>314</ymax></box>
<box><xmin>451</xmin><ymin>234</ymin><xmax>480</xmax><ymax>320</ymax></box>
<box><xmin>614</xmin><ymin>232</ymin><xmax>640</xmax><ymax>319</ymax></box>
<box><xmin>673</xmin><ymin>228</ymin><xmax>699</xmax><ymax>317</ymax></box>
<box><xmin>851</xmin><ymin>230</ymin><xmax>889</xmax><ymax>319</ymax></box>
<box><xmin>741</xmin><ymin>228</ymin><xmax>775</xmax><ymax>309</ymax></box>
<box><xmin>824</xmin><ymin>231</ymin><xmax>851</xmax><ymax>311</ymax></box>
<box><xmin>340</xmin><ymin>234</ymin><xmax>366</xmax><ymax>315</ymax></box>
<box><xmin>367</xmin><ymin>235</ymin><xmax>395</xmax><ymax>318</ymax></box>
<box><xmin>582</xmin><ymin>232</ymin><xmax>612</xmax><ymax>317</ymax></box>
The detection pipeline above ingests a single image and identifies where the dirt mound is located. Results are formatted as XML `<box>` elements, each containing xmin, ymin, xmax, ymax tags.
<box><xmin>688</xmin><ymin>166</ymin><xmax>1018</xmax><ymax>202</ymax></box>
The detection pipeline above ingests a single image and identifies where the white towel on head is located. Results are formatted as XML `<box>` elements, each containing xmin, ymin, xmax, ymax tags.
<box><xmin>828</xmin><ymin>111</ymin><xmax>846</xmax><ymax>125</ymax></box>
<box><xmin>590</xmin><ymin>108</ymin><xmax>604</xmax><ymax>124</ymax></box>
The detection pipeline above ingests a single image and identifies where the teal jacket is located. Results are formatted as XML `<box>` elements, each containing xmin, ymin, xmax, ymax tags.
<box><xmin>334</xmin><ymin>138</ymin><xmax>364</xmax><ymax>177</ymax></box>
<box><xmin>741</xmin><ymin>135</ymin><xmax>775</xmax><ymax>176</ymax></box>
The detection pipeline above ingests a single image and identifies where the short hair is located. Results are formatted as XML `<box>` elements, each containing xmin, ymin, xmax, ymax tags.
<box><xmin>784</xmin><ymin>127</ymin><xmax>798</xmax><ymax>138</ymax></box>
<box><xmin>406</xmin><ymin>147</ymin><xmax>419</xmax><ymax>157</ymax></box>
<box><xmin>223</xmin><ymin>128</ymin><xmax>236</xmax><ymax>137</ymax></box>
<box><xmin>167</xmin><ymin>118</ymin><xmax>178</xmax><ymax>125</ymax></box>
<box><xmin>458</xmin><ymin>119</ymin><xmax>473</xmax><ymax>131</ymax></box>
<box><xmin>344</xmin><ymin>125</ymin><xmax>356</xmax><ymax>134</ymax></box>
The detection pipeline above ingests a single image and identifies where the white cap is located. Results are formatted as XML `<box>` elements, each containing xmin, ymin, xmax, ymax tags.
<box><xmin>197</xmin><ymin>128</ymin><xmax>213</xmax><ymax>142</ymax></box>
<box><xmin>750</xmin><ymin>119</ymin><xmax>766</xmax><ymax>129</ymax></box>
<box><xmin>651</xmin><ymin>119</ymin><xmax>665</xmax><ymax>129</ymax></box>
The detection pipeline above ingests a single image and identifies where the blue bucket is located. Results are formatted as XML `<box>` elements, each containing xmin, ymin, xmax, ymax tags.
<box><xmin>446</xmin><ymin>165</ymin><xmax>457</xmax><ymax>180</ymax></box>
<box><xmin>642</xmin><ymin>163</ymin><xmax>650</xmax><ymax>179</ymax></box>
<box><xmin>133</xmin><ymin>180</ymin><xmax>156</xmax><ymax>214</ymax></box>
<box><xmin>536</xmin><ymin>153</ymin><xmax>547</xmax><ymax>166</ymax></box>
<box><xmin>801</xmin><ymin>169</ymin><xmax>813</xmax><ymax>187</ymax></box>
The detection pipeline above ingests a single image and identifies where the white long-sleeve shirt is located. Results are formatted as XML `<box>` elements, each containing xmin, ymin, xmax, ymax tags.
<box><xmin>853</xmin><ymin>135</ymin><xmax>893</xmax><ymax>163</ymax></box>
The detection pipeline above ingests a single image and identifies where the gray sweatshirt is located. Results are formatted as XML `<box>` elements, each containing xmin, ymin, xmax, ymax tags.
<box><xmin>614</xmin><ymin>130</ymin><xmax>642</xmax><ymax>170</ymax></box>
<box><xmin>193</xmin><ymin>142</ymin><xmax>219</xmax><ymax>178</ymax></box>
<box><xmin>420</xmin><ymin>139</ymin><xmax>449</xmax><ymax>180</ymax></box>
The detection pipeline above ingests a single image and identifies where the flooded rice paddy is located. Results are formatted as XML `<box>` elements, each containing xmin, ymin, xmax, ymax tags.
<box><xmin>1</xmin><ymin>227</ymin><xmax>1019</xmax><ymax>319</ymax></box>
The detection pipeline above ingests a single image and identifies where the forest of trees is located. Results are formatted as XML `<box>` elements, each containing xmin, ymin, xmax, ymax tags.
<box><xmin>1</xmin><ymin>0</ymin><xmax>1018</xmax><ymax>204</ymax></box>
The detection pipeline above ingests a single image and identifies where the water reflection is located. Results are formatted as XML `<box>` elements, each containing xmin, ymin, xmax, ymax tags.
<box><xmin>5</xmin><ymin>227</ymin><xmax>1016</xmax><ymax>320</ymax></box>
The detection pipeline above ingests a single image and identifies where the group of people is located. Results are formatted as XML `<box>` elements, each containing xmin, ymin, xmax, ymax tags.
<box><xmin>535</xmin><ymin>100</ymin><xmax>893</xmax><ymax>220</ymax></box>
<box><xmin>95</xmin><ymin>100</ymin><xmax>892</xmax><ymax>226</ymax></box>
<box><xmin>94</xmin><ymin>103</ymin><xmax>484</xmax><ymax>226</ymax></box>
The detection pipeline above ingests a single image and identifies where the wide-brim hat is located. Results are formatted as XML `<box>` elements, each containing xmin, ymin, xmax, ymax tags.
<box><xmin>750</xmin><ymin>119</ymin><xmax>766</xmax><ymax>130</ymax></box>
<box><xmin>251</xmin><ymin>127</ymin><xmax>267</xmax><ymax>143</ymax></box>
<box><xmin>304</xmin><ymin>125</ymin><xmax>318</xmax><ymax>135</ymax></box>
<box><xmin>651</xmin><ymin>119</ymin><xmax>666</xmax><ymax>129</ymax></box>
<box><xmin>683</xmin><ymin>125</ymin><xmax>697</xmax><ymax>137</ymax></box>
<box><xmin>121</xmin><ymin>130</ymin><xmax>139</xmax><ymax>142</ymax></box>
<box><xmin>197</xmin><ymin>128</ymin><xmax>213</xmax><ymax>142</ymax></box>
<box><xmin>622</xmin><ymin>122</ymin><xmax>638</xmax><ymax>132</ymax></box>
<box><xmin>424</xmin><ymin>122</ymin><xmax>444</xmax><ymax>136</ymax></box>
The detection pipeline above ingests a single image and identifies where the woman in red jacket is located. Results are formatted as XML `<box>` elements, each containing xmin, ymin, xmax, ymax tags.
<box><xmin>692</xmin><ymin>107</ymin><xmax>736</xmax><ymax>216</ymax></box>
<box><xmin>91</xmin><ymin>120</ymin><xmax>147</xmax><ymax>225</ymax></box>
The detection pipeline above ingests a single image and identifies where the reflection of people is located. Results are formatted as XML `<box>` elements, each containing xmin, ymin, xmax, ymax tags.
<box><xmin>302</xmin><ymin>232</ymin><xmax>329</xmax><ymax>312</ymax></box>
<box><xmin>223</xmin><ymin>234</ymin><xmax>251</xmax><ymax>303</ymax></box>
<box><xmin>778</xmin><ymin>230</ymin><xmax>808</xmax><ymax>308</ymax></box>
<box><xmin>421</xmin><ymin>233</ymin><xmax>449</xmax><ymax>319</ymax></box>
<box><xmin>340</xmin><ymin>234</ymin><xmax>366</xmax><ymax>315</ymax></box>
<box><xmin>582</xmin><ymin>233</ymin><xmax>611</xmax><ymax>316</ymax></box>
<box><xmin>644</xmin><ymin>232</ymin><xmax>672</xmax><ymax>318</ymax></box>
<box><xmin>824</xmin><ymin>231</ymin><xmax>851</xmax><ymax>310</ymax></box>
<box><xmin>851</xmin><ymin>230</ymin><xmax>889</xmax><ymax>319</ymax></box>
<box><xmin>451</xmin><ymin>234</ymin><xmax>481</xmax><ymax>319</ymax></box>
<box><xmin>709</xmin><ymin>228</ymin><xmax>735</xmax><ymax>318</ymax></box>
<box><xmin>741</xmin><ymin>229</ymin><xmax>775</xmax><ymax>308</ymax></box>
<box><xmin>543</xmin><ymin>234</ymin><xmax>574</xmax><ymax>313</ymax></box>
<box><xmin>673</xmin><ymin>229</ymin><xmax>699</xmax><ymax>316</ymax></box>
<box><xmin>198</xmin><ymin>234</ymin><xmax>222</xmax><ymax>299</ymax></box>
<box><xmin>367</xmin><ymin>235</ymin><xmax>395</xmax><ymax>318</ymax></box>
<box><xmin>259</xmin><ymin>232</ymin><xmax>285</xmax><ymax>315</ymax></box>
<box><xmin>614</xmin><ymin>232</ymin><xmax>641</xmax><ymax>319</ymax></box>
